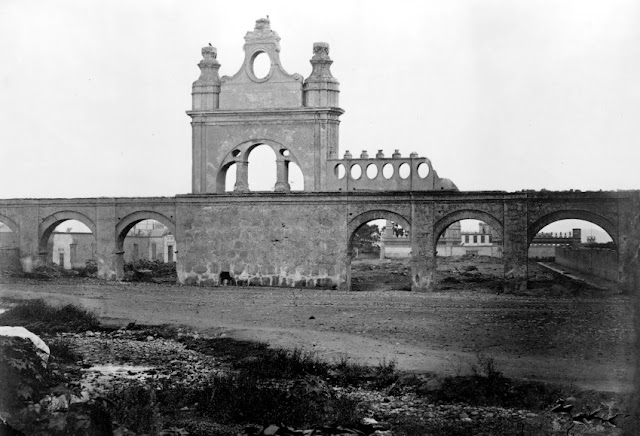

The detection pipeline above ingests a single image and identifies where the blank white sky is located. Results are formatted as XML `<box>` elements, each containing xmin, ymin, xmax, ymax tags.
<box><xmin>1</xmin><ymin>0</ymin><xmax>638</xmax><ymax>199</ymax></box>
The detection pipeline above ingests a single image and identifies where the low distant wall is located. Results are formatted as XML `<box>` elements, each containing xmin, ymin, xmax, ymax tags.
<box><xmin>528</xmin><ymin>245</ymin><xmax>557</xmax><ymax>259</ymax></box>
<box><xmin>437</xmin><ymin>245</ymin><xmax>502</xmax><ymax>258</ymax></box>
<box><xmin>555</xmin><ymin>247</ymin><xmax>618</xmax><ymax>282</ymax></box>
<box><xmin>381</xmin><ymin>238</ymin><xmax>411</xmax><ymax>258</ymax></box>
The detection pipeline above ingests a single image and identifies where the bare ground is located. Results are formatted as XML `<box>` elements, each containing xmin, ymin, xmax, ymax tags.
<box><xmin>0</xmin><ymin>257</ymin><xmax>634</xmax><ymax>393</ymax></box>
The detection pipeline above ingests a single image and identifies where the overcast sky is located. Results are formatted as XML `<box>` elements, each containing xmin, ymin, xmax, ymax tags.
<box><xmin>1</xmin><ymin>0</ymin><xmax>638</xmax><ymax>201</ymax></box>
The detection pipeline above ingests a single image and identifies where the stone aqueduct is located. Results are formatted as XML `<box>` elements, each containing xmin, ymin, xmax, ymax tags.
<box><xmin>1</xmin><ymin>18</ymin><xmax>639</xmax><ymax>293</ymax></box>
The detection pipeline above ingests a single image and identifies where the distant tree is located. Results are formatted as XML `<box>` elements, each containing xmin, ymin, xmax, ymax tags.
<box><xmin>352</xmin><ymin>224</ymin><xmax>381</xmax><ymax>255</ymax></box>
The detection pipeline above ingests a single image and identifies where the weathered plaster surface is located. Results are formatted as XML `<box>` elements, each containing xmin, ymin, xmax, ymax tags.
<box><xmin>177</xmin><ymin>198</ymin><xmax>347</xmax><ymax>288</ymax></box>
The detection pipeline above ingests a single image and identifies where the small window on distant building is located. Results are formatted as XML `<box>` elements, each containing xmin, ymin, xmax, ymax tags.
<box><xmin>488</xmin><ymin>236</ymin><xmax>492</xmax><ymax>243</ymax></box>
<box><xmin>480</xmin><ymin>235</ymin><xmax>485</xmax><ymax>243</ymax></box>
<box><xmin>473</xmin><ymin>236</ymin><xmax>477</xmax><ymax>243</ymax></box>
<box><xmin>465</xmin><ymin>235</ymin><xmax>469</xmax><ymax>243</ymax></box>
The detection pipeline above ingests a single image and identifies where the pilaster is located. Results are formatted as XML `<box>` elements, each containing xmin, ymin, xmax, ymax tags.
<box><xmin>503</xmin><ymin>199</ymin><xmax>529</xmax><ymax>292</ymax></box>
<box><xmin>411</xmin><ymin>200</ymin><xmax>437</xmax><ymax>291</ymax></box>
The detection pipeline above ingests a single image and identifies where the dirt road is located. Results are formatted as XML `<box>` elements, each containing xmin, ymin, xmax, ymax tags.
<box><xmin>0</xmin><ymin>262</ymin><xmax>633</xmax><ymax>394</ymax></box>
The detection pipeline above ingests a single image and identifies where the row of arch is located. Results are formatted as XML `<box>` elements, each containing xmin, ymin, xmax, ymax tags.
<box><xmin>335</xmin><ymin>161</ymin><xmax>430</xmax><ymax>181</ymax></box>
<box><xmin>347</xmin><ymin>208</ymin><xmax>619</xmax><ymax>251</ymax></box>
<box><xmin>217</xmin><ymin>141</ymin><xmax>305</xmax><ymax>193</ymax></box>
<box><xmin>0</xmin><ymin>210</ymin><xmax>176</xmax><ymax>255</ymax></box>
<box><xmin>2</xmin><ymin>206</ymin><xmax>619</xmax><ymax>255</ymax></box>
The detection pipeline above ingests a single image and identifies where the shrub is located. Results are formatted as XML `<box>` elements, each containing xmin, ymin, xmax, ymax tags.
<box><xmin>0</xmin><ymin>336</ymin><xmax>50</xmax><ymax>412</ymax></box>
<box><xmin>106</xmin><ymin>382</ymin><xmax>161</xmax><ymax>435</ymax></box>
<box><xmin>48</xmin><ymin>338</ymin><xmax>81</xmax><ymax>363</ymax></box>
<box><xmin>234</xmin><ymin>347</ymin><xmax>329</xmax><ymax>380</ymax></box>
<box><xmin>193</xmin><ymin>375</ymin><xmax>362</xmax><ymax>428</ymax></box>
<box><xmin>427</xmin><ymin>354</ymin><xmax>563</xmax><ymax>411</ymax></box>
<box><xmin>0</xmin><ymin>299</ymin><xmax>100</xmax><ymax>334</ymax></box>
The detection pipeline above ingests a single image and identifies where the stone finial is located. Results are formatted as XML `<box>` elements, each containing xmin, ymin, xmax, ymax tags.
<box><xmin>360</xmin><ymin>150</ymin><xmax>369</xmax><ymax>159</ymax></box>
<box><xmin>196</xmin><ymin>45</ymin><xmax>221</xmax><ymax>82</ymax></box>
<box><xmin>192</xmin><ymin>45</ymin><xmax>221</xmax><ymax>111</ymax></box>
<box><xmin>376</xmin><ymin>150</ymin><xmax>385</xmax><ymax>158</ymax></box>
<box><xmin>303</xmin><ymin>41</ymin><xmax>339</xmax><ymax>108</ymax></box>
<box><xmin>344</xmin><ymin>150</ymin><xmax>352</xmax><ymax>159</ymax></box>
<box><xmin>392</xmin><ymin>149</ymin><xmax>401</xmax><ymax>158</ymax></box>
<box><xmin>202</xmin><ymin>45</ymin><xmax>217</xmax><ymax>60</ymax></box>
<box><xmin>410</xmin><ymin>152</ymin><xmax>418</xmax><ymax>158</ymax></box>
<box><xmin>312</xmin><ymin>42</ymin><xmax>330</xmax><ymax>60</ymax></box>
<box><xmin>245</xmin><ymin>17</ymin><xmax>281</xmax><ymax>46</ymax></box>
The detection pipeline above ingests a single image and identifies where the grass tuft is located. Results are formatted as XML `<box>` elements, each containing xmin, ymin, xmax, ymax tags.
<box><xmin>427</xmin><ymin>354</ymin><xmax>563</xmax><ymax>411</ymax></box>
<box><xmin>0</xmin><ymin>299</ymin><xmax>100</xmax><ymax>334</ymax></box>
<box><xmin>48</xmin><ymin>338</ymin><xmax>81</xmax><ymax>363</ymax></box>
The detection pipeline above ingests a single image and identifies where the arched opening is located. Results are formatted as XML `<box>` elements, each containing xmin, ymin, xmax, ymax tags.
<box><xmin>0</xmin><ymin>218</ymin><xmax>19</xmax><ymax>277</ymax></box>
<box><xmin>435</xmin><ymin>219</ymin><xmax>503</xmax><ymax>291</ymax></box>
<box><xmin>248</xmin><ymin>144</ymin><xmax>277</xmax><ymax>191</ymax></box>
<box><xmin>288</xmin><ymin>161</ymin><xmax>304</xmax><ymax>191</ymax></box>
<box><xmin>225</xmin><ymin>162</ymin><xmax>237</xmax><ymax>192</ymax></box>
<box><xmin>39</xmin><ymin>218</ymin><xmax>96</xmax><ymax>275</ymax></box>
<box><xmin>527</xmin><ymin>218</ymin><xmax>618</xmax><ymax>291</ymax></box>
<box><xmin>348</xmin><ymin>211</ymin><xmax>411</xmax><ymax>292</ymax></box>
<box><xmin>117</xmin><ymin>217</ymin><xmax>178</xmax><ymax>283</ymax></box>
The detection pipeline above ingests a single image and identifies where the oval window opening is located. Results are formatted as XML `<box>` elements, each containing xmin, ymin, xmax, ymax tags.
<box><xmin>382</xmin><ymin>163</ymin><xmax>394</xmax><ymax>179</ymax></box>
<box><xmin>417</xmin><ymin>162</ymin><xmax>429</xmax><ymax>178</ymax></box>
<box><xmin>366</xmin><ymin>164</ymin><xmax>378</xmax><ymax>179</ymax></box>
<box><xmin>399</xmin><ymin>163</ymin><xmax>410</xmax><ymax>179</ymax></box>
<box><xmin>252</xmin><ymin>52</ymin><xmax>271</xmax><ymax>79</ymax></box>
<box><xmin>335</xmin><ymin>164</ymin><xmax>346</xmax><ymax>180</ymax></box>
<box><xmin>350</xmin><ymin>164</ymin><xmax>362</xmax><ymax>180</ymax></box>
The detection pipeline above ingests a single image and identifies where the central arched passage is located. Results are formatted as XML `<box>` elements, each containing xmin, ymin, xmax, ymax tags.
<box><xmin>216</xmin><ymin>139</ymin><xmax>305</xmax><ymax>193</ymax></box>
<box><xmin>432</xmin><ymin>209</ymin><xmax>504</xmax><ymax>290</ymax></box>
<box><xmin>347</xmin><ymin>210</ymin><xmax>411</xmax><ymax>291</ymax></box>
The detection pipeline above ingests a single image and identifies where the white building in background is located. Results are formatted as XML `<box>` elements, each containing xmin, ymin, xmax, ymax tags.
<box><xmin>48</xmin><ymin>220</ymin><xmax>177</xmax><ymax>269</ymax></box>
<box><xmin>380</xmin><ymin>220</ymin><xmax>503</xmax><ymax>258</ymax></box>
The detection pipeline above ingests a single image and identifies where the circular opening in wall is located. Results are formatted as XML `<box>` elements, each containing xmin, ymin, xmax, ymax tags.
<box><xmin>335</xmin><ymin>163</ymin><xmax>346</xmax><ymax>179</ymax></box>
<box><xmin>417</xmin><ymin>162</ymin><xmax>430</xmax><ymax>178</ymax></box>
<box><xmin>382</xmin><ymin>163</ymin><xmax>394</xmax><ymax>179</ymax></box>
<box><xmin>350</xmin><ymin>164</ymin><xmax>362</xmax><ymax>180</ymax></box>
<box><xmin>231</xmin><ymin>149</ymin><xmax>241</xmax><ymax>157</ymax></box>
<box><xmin>252</xmin><ymin>51</ymin><xmax>271</xmax><ymax>79</ymax></box>
<box><xmin>366</xmin><ymin>164</ymin><xmax>378</xmax><ymax>179</ymax></box>
<box><xmin>399</xmin><ymin>163</ymin><xmax>410</xmax><ymax>179</ymax></box>
<box><xmin>280</xmin><ymin>149</ymin><xmax>290</xmax><ymax>157</ymax></box>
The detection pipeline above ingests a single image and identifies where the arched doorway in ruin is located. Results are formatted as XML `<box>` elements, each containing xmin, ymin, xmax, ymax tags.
<box><xmin>216</xmin><ymin>139</ymin><xmax>305</xmax><ymax>192</ymax></box>
<box><xmin>347</xmin><ymin>210</ymin><xmax>411</xmax><ymax>292</ymax></box>
<box><xmin>527</xmin><ymin>211</ymin><xmax>618</xmax><ymax>291</ymax></box>
<box><xmin>38</xmin><ymin>211</ymin><xmax>97</xmax><ymax>271</ymax></box>
<box><xmin>115</xmin><ymin>211</ymin><xmax>177</xmax><ymax>282</ymax></box>
<box><xmin>433</xmin><ymin>209</ymin><xmax>504</xmax><ymax>291</ymax></box>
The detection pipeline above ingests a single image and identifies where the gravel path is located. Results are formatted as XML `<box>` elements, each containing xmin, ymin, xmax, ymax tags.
<box><xmin>0</xmin><ymin>271</ymin><xmax>632</xmax><ymax>394</ymax></box>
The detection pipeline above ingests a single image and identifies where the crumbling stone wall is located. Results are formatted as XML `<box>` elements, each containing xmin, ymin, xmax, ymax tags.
<box><xmin>177</xmin><ymin>199</ymin><xmax>347</xmax><ymax>288</ymax></box>
<box><xmin>555</xmin><ymin>246</ymin><xmax>618</xmax><ymax>282</ymax></box>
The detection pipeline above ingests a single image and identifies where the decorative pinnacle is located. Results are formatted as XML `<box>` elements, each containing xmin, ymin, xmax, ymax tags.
<box><xmin>255</xmin><ymin>17</ymin><xmax>271</xmax><ymax>31</ymax></box>
<box><xmin>245</xmin><ymin>17</ymin><xmax>280</xmax><ymax>46</ymax></box>
<box><xmin>202</xmin><ymin>45</ymin><xmax>217</xmax><ymax>60</ymax></box>
<box><xmin>312</xmin><ymin>42</ymin><xmax>330</xmax><ymax>60</ymax></box>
